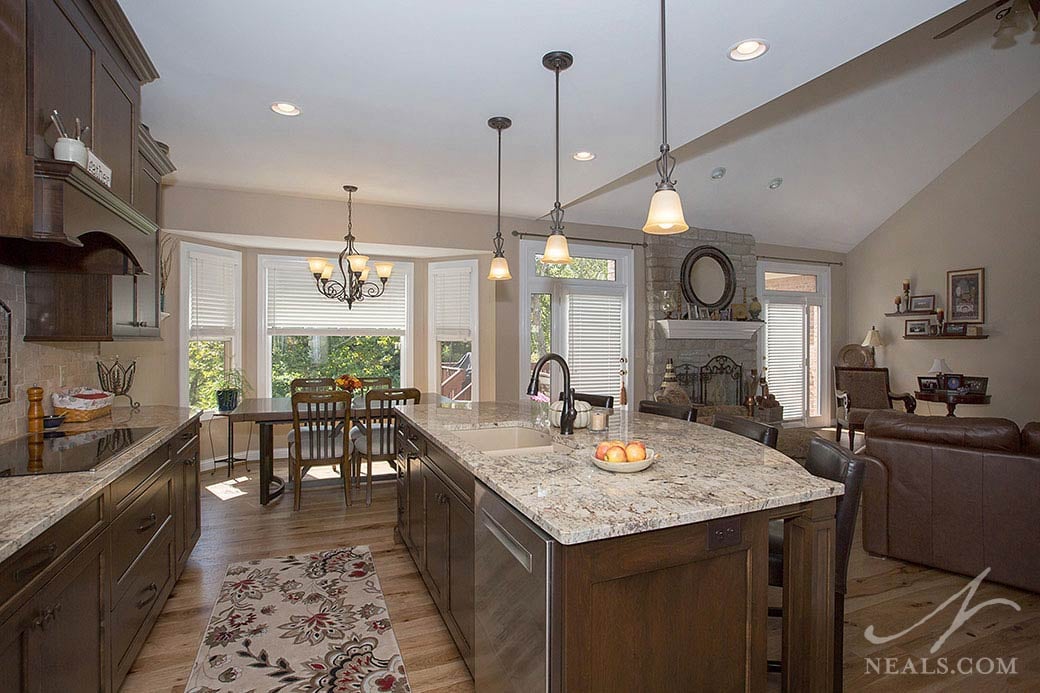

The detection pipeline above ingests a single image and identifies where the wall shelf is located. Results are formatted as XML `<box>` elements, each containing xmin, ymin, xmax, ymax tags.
<box><xmin>656</xmin><ymin>319</ymin><xmax>764</xmax><ymax>340</ymax></box>
<box><xmin>902</xmin><ymin>335</ymin><xmax>989</xmax><ymax>340</ymax></box>
<box><xmin>884</xmin><ymin>311</ymin><xmax>936</xmax><ymax>317</ymax></box>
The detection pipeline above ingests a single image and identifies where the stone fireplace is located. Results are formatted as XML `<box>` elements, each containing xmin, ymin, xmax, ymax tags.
<box><xmin>645</xmin><ymin>229</ymin><xmax>759</xmax><ymax>401</ymax></box>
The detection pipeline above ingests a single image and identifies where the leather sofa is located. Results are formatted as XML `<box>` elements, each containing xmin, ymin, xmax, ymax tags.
<box><xmin>862</xmin><ymin>410</ymin><xmax>1040</xmax><ymax>593</ymax></box>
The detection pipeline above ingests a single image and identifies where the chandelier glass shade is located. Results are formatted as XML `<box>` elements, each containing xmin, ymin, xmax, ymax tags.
<box><xmin>307</xmin><ymin>185</ymin><xmax>392</xmax><ymax>308</ymax></box>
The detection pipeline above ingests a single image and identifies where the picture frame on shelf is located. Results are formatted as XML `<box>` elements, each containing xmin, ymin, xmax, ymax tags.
<box><xmin>917</xmin><ymin>376</ymin><xmax>940</xmax><ymax>392</ymax></box>
<box><xmin>943</xmin><ymin>322</ymin><xmax>968</xmax><ymax>336</ymax></box>
<box><xmin>905</xmin><ymin>319</ymin><xmax>931</xmax><ymax>337</ymax></box>
<box><xmin>947</xmin><ymin>267</ymin><xmax>985</xmax><ymax>324</ymax></box>
<box><xmin>908</xmin><ymin>294</ymin><xmax>936</xmax><ymax>313</ymax></box>
<box><xmin>962</xmin><ymin>376</ymin><xmax>988</xmax><ymax>395</ymax></box>
<box><xmin>940</xmin><ymin>373</ymin><xmax>965</xmax><ymax>391</ymax></box>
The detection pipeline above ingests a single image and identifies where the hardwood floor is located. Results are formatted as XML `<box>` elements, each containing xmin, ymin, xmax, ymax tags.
<box><xmin>123</xmin><ymin>461</ymin><xmax>1038</xmax><ymax>692</ymax></box>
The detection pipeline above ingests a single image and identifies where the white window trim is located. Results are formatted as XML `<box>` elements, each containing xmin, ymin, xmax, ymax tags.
<box><xmin>518</xmin><ymin>239</ymin><xmax>634</xmax><ymax>402</ymax></box>
<box><xmin>178</xmin><ymin>242</ymin><xmax>243</xmax><ymax>410</ymax></box>
<box><xmin>427</xmin><ymin>259</ymin><xmax>479</xmax><ymax>401</ymax></box>
<box><xmin>756</xmin><ymin>260</ymin><xmax>832</xmax><ymax>428</ymax></box>
<box><xmin>256</xmin><ymin>254</ymin><xmax>414</xmax><ymax>397</ymax></box>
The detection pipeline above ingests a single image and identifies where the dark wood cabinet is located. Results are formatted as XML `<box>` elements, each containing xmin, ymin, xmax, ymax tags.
<box><xmin>0</xmin><ymin>418</ymin><xmax>200</xmax><ymax>693</ymax></box>
<box><xmin>0</xmin><ymin>0</ymin><xmax>33</xmax><ymax>239</ymax></box>
<box><xmin>398</xmin><ymin>433</ymin><xmax>474</xmax><ymax>672</ymax></box>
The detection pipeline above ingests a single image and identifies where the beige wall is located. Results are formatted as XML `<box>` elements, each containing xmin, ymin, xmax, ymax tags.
<box><xmin>846</xmin><ymin>92</ymin><xmax>1040</xmax><ymax>425</ymax></box>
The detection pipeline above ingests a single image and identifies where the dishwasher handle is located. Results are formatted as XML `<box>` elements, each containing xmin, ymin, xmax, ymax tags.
<box><xmin>481</xmin><ymin>508</ymin><xmax>533</xmax><ymax>573</ymax></box>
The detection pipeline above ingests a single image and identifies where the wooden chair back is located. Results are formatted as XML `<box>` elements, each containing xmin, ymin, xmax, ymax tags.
<box><xmin>363</xmin><ymin>388</ymin><xmax>421</xmax><ymax>462</ymax></box>
<box><xmin>290</xmin><ymin>390</ymin><xmax>350</xmax><ymax>465</ymax></box>
<box><xmin>358</xmin><ymin>376</ymin><xmax>392</xmax><ymax>394</ymax></box>
<box><xmin>638</xmin><ymin>399</ymin><xmax>697</xmax><ymax>422</ymax></box>
<box><xmin>712</xmin><ymin>413</ymin><xmax>779</xmax><ymax>449</ymax></box>
<box><xmin>290</xmin><ymin>377</ymin><xmax>336</xmax><ymax>394</ymax></box>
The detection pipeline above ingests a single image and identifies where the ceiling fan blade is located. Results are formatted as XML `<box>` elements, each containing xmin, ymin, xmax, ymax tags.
<box><xmin>933</xmin><ymin>0</ymin><xmax>1010</xmax><ymax>39</ymax></box>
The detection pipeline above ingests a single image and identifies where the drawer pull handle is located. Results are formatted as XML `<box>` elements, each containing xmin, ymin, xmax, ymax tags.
<box><xmin>436</xmin><ymin>493</ymin><xmax>449</xmax><ymax>505</ymax></box>
<box><xmin>136</xmin><ymin>583</ymin><xmax>159</xmax><ymax>609</ymax></box>
<box><xmin>14</xmin><ymin>543</ymin><xmax>58</xmax><ymax>583</ymax></box>
<box><xmin>184</xmin><ymin>454</ymin><xmax>198</xmax><ymax>466</ymax></box>
<box><xmin>137</xmin><ymin>513</ymin><xmax>158</xmax><ymax>532</ymax></box>
<box><xmin>31</xmin><ymin>602</ymin><xmax>62</xmax><ymax>630</ymax></box>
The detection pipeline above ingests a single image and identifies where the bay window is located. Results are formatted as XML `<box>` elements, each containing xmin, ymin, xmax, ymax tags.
<box><xmin>428</xmin><ymin>260</ymin><xmax>478</xmax><ymax>401</ymax></box>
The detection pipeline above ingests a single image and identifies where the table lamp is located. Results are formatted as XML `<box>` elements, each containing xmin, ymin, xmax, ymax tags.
<box><xmin>861</xmin><ymin>326</ymin><xmax>883</xmax><ymax>348</ymax></box>
<box><xmin>928</xmin><ymin>358</ymin><xmax>951</xmax><ymax>375</ymax></box>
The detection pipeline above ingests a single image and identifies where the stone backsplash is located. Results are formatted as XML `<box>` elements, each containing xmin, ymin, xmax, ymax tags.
<box><xmin>645</xmin><ymin>228</ymin><xmax>759</xmax><ymax>399</ymax></box>
<box><xmin>0</xmin><ymin>265</ymin><xmax>99</xmax><ymax>441</ymax></box>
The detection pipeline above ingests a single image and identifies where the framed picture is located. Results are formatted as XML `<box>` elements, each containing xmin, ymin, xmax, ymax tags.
<box><xmin>908</xmin><ymin>294</ymin><xmax>936</xmax><ymax>313</ymax></box>
<box><xmin>963</xmin><ymin>376</ymin><xmax>988</xmax><ymax>395</ymax></box>
<box><xmin>0</xmin><ymin>299</ymin><xmax>9</xmax><ymax>405</ymax></box>
<box><xmin>940</xmin><ymin>373</ymin><xmax>965</xmax><ymax>391</ymax></box>
<box><xmin>943</xmin><ymin>322</ymin><xmax>968</xmax><ymax>336</ymax></box>
<box><xmin>905</xmin><ymin>319</ymin><xmax>931</xmax><ymax>337</ymax></box>
<box><xmin>947</xmin><ymin>267</ymin><xmax>985</xmax><ymax>324</ymax></box>
<box><xmin>917</xmin><ymin>376</ymin><xmax>940</xmax><ymax>392</ymax></box>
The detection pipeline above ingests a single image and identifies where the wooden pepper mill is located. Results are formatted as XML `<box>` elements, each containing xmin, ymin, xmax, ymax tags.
<box><xmin>27</xmin><ymin>385</ymin><xmax>45</xmax><ymax>433</ymax></box>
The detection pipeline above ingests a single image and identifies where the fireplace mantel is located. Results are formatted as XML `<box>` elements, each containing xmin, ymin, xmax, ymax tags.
<box><xmin>656</xmin><ymin>319</ymin><xmax>764</xmax><ymax>340</ymax></box>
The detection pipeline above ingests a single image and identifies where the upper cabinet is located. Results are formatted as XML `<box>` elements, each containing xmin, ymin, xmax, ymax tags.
<box><xmin>0</xmin><ymin>0</ymin><xmax>174</xmax><ymax>341</ymax></box>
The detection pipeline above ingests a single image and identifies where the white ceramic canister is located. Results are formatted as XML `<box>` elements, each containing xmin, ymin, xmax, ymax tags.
<box><xmin>53</xmin><ymin>137</ymin><xmax>88</xmax><ymax>167</ymax></box>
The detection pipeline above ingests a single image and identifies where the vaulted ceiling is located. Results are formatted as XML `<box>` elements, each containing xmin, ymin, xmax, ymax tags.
<box><xmin>124</xmin><ymin>0</ymin><xmax>1039</xmax><ymax>251</ymax></box>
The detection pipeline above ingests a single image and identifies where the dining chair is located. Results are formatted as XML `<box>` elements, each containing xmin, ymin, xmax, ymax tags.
<box><xmin>637</xmin><ymin>399</ymin><xmax>697</xmax><ymax>422</ymax></box>
<box><xmin>559</xmin><ymin>392</ymin><xmax>615</xmax><ymax>408</ymax></box>
<box><xmin>712</xmin><ymin>413</ymin><xmax>779</xmax><ymax>448</ymax></box>
<box><xmin>358</xmin><ymin>376</ymin><xmax>392</xmax><ymax>393</ymax></box>
<box><xmin>289</xmin><ymin>390</ymin><xmax>352</xmax><ymax>511</ymax></box>
<box><xmin>353</xmin><ymin>388</ymin><xmax>421</xmax><ymax>505</ymax></box>
<box><xmin>287</xmin><ymin>378</ymin><xmax>337</xmax><ymax>460</ymax></box>
<box><xmin>766</xmin><ymin>437</ymin><xmax>866</xmax><ymax>692</ymax></box>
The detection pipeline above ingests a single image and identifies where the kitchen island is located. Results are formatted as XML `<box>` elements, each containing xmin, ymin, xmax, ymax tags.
<box><xmin>394</xmin><ymin>400</ymin><xmax>842</xmax><ymax>692</ymax></box>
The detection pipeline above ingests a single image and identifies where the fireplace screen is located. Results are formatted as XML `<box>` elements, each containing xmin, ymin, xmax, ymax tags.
<box><xmin>675</xmin><ymin>356</ymin><xmax>744</xmax><ymax>406</ymax></box>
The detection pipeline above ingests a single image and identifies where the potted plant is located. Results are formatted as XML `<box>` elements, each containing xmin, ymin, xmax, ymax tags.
<box><xmin>215</xmin><ymin>369</ymin><xmax>250</xmax><ymax>412</ymax></box>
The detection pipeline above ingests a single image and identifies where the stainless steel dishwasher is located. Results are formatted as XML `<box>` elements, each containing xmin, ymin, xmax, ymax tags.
<box><xmin>474</xmin><ymin>481</ymin><xmax>554</xmax><ymax>693</ymax></box>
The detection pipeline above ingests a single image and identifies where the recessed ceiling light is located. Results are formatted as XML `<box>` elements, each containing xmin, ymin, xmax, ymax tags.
<box><xmin>728</xmin><ymin>39</ymin><xmax>769</xmax><ymax>61</ymax></box>
<box><xmin>572</xmin><ymin>151</ymin><xmax>596</xmax><ymax>161</ymax></box>
<box><xmin>768</xmin><ymin>177</ymin><xmax>783</xmax><ymax>190</ymax></box>
<box><xmin>710</xmin><ymin>167</ymin><xmax>727</xmax><ymax>180</ymax></box>
<box><xmin>270</xmin><ymin>102</ymin><xmax>301</xmax><ymax>116</ymax></box>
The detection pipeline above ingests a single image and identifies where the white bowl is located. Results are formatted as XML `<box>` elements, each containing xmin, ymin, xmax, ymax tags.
<box><xmin>592</xmin><ymin>448</ymin><xmax>655</xmax><ymax>473</ymax></box>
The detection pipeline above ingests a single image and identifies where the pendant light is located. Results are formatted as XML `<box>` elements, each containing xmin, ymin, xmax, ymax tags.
<box><xmin>487</xmin><ymin>116</ymin><xmax>513</xmax><ymax>280</ymax></box>
<box><xmin>643</xmin><ymin>0</ymin><xmax>689</xmax><ymax>235</ymax></box>
<box><xmin>540</xmin><ymin>51</ymin><xmax>574</xmax><ymax>265</ymax></box>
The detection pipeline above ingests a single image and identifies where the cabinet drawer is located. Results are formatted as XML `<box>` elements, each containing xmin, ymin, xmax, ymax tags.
<box><xmin>0</xmin><ymin>493</ymin><xmax>105</xmax><ymax>616</ymax></box>
<box><xmin>425</xmin><ymin>442</ymin><xmax>474</xmax><ymax>508</ymax></box>
<box><xmin>172</xmin><ymin>422</ymin><xmax>200</xmax><ymax>460</ymax></box>
<box><xmin>397</xmin><ymin>422</ymin><xmax>426</xmax><ymax>457</ymax></box>
<box><xmin>111</xmin><ymin>524</ymin><xmax>175</xmax><ymax>687</ymax></box>
<box><xmin>110</xmin><ymin>443</ymin><xmax>170</xmax><ymax>511</ymax></box>
<box><xmin>110</xmin><ymin>469</ymin><xmax>173</xmax><ymax>599</ymax></box>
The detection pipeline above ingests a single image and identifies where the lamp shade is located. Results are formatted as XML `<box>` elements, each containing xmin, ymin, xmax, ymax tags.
<box><xmin>358</xmin><ymin>266</ymin><xmax>370</xmax><ymax>282</ymax></box>
<box><xmin>373</xmin><ymin>261</ymin><xmax>394</xmax><ymax>279</ymax></box>
<box><xmin>307</xmin><ymin>257</ymin><xmax>329</xmax><ymax>275</ymax></box>
<box><xmin>643</xmin><ymin>188</ymin><xmax>689</xmax><ymax>235</ymax></box>
<box><xmin>861</xmin><ymin>326</ymin><xmax>884</xmax><ymax>348</ymax></box>
<box><xmin>346</xmin><ymin>254</ymin><xmax>369</xmax><ymax>273</ymax></box>
<box><xmin>319</xmin><ymin>264</ymin><xmax>334</xmax><ymax>281</ymax></box>
<box><xmin>928</xmin><ymin>358</ymin><xmax>951</xmax><ymax>374</ymax></box>
<box><xmin>488</xmin><ymin>255</ymin><xmax>512</xmax><ymax>280</ymax></box>
<box><xmin>541</xmin><ymin>233</ymin><xmax>573</xmax><ymax>264</ymax></box>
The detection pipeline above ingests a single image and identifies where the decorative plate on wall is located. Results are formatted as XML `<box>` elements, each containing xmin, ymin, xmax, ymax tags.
<box><xmin>0</xmin><ymin>300</ymin><xmax>10</xmax><ymax>405</ymax></box>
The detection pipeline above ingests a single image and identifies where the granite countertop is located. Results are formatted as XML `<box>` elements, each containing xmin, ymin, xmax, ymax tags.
<box><xmin>397</xmin><ymin>400</ymin><xmax>843</xmax><ymax>545</ymax></box>
<box><xmin>0</xmin><ymin>406</ymin><xmax>201</xmax><ymax>563</ymax></box>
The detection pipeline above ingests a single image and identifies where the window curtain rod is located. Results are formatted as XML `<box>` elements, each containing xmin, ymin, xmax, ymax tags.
<box><xmin>511</xmin><ymin>230</ymin><xmax>647</xmax><ymax>249</ymax></box>
<box><xmin>757</xmin><ymin>254</ymin><xmax>843</xmax><ymax>267</ymax></box>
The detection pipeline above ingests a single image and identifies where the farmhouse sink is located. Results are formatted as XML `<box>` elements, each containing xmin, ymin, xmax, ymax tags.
<box><xmin>453</xmin><ymin>426</ymin><xmax>573</xmax><ymax>457</ymax></box>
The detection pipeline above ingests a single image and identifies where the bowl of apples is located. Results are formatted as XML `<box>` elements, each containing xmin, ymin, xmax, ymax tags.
<box><xmin>592</xmin><ymin>440</ymin><xmax>655</xmax><ymax>473</ymax></box>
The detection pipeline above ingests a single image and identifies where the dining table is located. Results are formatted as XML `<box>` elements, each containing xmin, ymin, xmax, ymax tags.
<box><xmin>221</xmin><ymin>393</ymin><xmax>440</xmax><ymax>504</ymax></box>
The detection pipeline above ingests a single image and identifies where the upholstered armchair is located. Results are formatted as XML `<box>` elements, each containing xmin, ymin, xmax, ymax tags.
<box><xmin>834</xmin><ymin>367</ymin><xmax>915</xmax><ymax>449</ymax></box>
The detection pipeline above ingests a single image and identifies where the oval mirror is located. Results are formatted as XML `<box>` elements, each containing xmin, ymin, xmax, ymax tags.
<box><xmin>680</xmin><ymin>245</ymin><xmax>736</xmax><ymax>311</ymax></box>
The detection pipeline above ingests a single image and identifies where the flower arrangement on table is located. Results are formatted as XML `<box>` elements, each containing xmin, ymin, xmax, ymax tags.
<box><xmin>334</xmin><ymin>374</ymin><xmax>363</xmax><ymax>392</ymax></box>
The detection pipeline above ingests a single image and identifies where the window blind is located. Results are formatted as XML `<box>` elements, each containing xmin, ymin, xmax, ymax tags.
<box><xmin>764</xmin><ymin>302</ymin><xmax>806</xmax><ymax>420</ymax></box>
<box><xmin>566</xmin><ymin>293</ymin><xmax>623</xmax><ymax>400</ymax></box>
<box><xmin>264</xmin><ymin>257</ymin><xmax>408</xmax><ymax>334</ymax></box>
<box><xmin>431</xmin><ymin>264</ymin><xmax>473</xmax><ymax>342</ymax></box>
<box><xmin>188</xmin><ymin>250</ymin><xmax>239</xmax><ymax>341</ymax></box>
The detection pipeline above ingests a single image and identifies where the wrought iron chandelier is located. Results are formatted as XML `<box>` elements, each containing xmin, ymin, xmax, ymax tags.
<box><xmin>307</xmin><ymin>185</ymin><xmax>393</xmax><ymax>308</ymax></box>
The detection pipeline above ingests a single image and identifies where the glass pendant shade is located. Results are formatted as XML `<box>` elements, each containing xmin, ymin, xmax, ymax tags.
<box><xmin>308</xmin><ymin>257</ymin><xmax>329</xmax><ymax>275</ymax></box>
<box><xmin>347</xmin><ymin>254</ymin><xmax>369</xmax><ymax>273</ymax></box>
<box><xmin>359</xmin><ymin>266</ymin><xmax>371</xmax><ymax>281</ymax></box>
<box><xmin>541</xmin><ymin>233</ymin><xmax>573</xmax><ymax>264</ymax></box>
<box><xmin>374</xmin><ymin>261</ymin><xmax>394</xmax><ymax>279</ymax></box>
<box><xmin>488</xmin><ymin>255</ymin><xmax>512</xmax><ymax>280</ymax></box>
<box><xmin>319</xmin><ymin>264</ymin><xmax>334</xmax><ymax>281</ymax></box>
<box><xmin>643</xmin><ymin>188</ymin><xmax>689</xmax><ymax>234</ymax></box>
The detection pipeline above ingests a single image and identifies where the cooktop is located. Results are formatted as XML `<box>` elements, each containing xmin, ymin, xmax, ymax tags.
<box><xmin>0</xmin><ymin>427</ymin><xmax>160</xmax><ymax>477</ymax></box>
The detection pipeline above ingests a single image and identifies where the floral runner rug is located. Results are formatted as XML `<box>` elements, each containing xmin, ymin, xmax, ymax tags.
<box><xmin>186</xmin><ymin>546</ymin><xmax>410</xmax><ymax>692</ymax></box>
